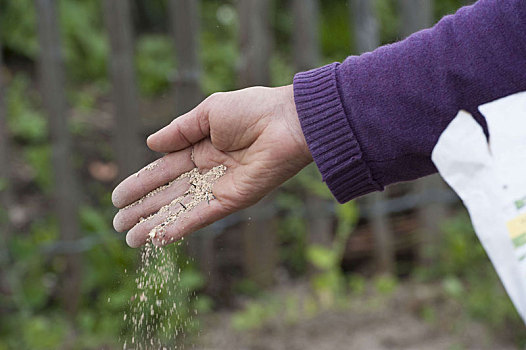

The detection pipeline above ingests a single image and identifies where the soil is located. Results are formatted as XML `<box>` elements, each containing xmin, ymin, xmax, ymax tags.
<box><xmin>194</xmin><ymin>282</ymin><xmax>519</xmax><ymax>350</ymax></box>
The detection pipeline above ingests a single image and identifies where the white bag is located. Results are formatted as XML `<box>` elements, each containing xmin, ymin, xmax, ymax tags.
<box><xmin>432</xmin><ymin>91</ymin><xmax>526</xmax><ymax>323</ymax></box>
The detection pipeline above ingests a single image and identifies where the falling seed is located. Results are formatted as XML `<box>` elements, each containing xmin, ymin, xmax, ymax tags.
<box><xmin>123</xmin><ymin>165</ymin><xmax>227</xmax><ymax>349</ymax></box>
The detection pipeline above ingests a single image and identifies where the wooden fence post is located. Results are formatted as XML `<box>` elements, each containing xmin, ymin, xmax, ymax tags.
<box><xmin>35</xmin><ymin>0</ymin><xmax>82</xmax><ymax>319</ymax></box>
<box><xmin>103</xmin><ymin>0</ymin><xmax>143</xmax><ymax>179</ymax></box>
<box><xmin>0</xmin><ymin>43</ymin><xmax>11</xmax><ymax>234</ymax></box>
<box><xmin>237</xmin><ymin>0</ymin><xmax>277</xmax><ymax>287</ymax></box>
<box><xmin>400</xmin><ymin>0</ymin><xmax>447</xmax><ymax>266</ymax></box>
<box><xmin>292</xmin><ymin>0</ymin><xmax>320</xmax><ymax>72</ymax></box>
<box><xmin>0</xmin><ymin>41</ymin><xmax>13</xmax><ymax>296</ymax></box>
<box><xmin>399</xmin><ymin>0</ymin><xmax>433</xmax><ymax>38</ymax></box>
<box><xmin>168</xmin><ymin>0</ymin><xmax>203</xmax><ymax>117</ymax></box>
<box><xmin>237</xmin><ymin>0</ymin><xmax>272</xmax><ymax>87</ymax></box>
<box><xmin>292</xmin><ymin>0</ymin><xmax>334</xmax><ymax>269</ymax></box>
<box><xmin>168</xmin><ymin>0</ymin><xmax>220</xmax><ymax>293</ymax></box>
<box><xmin>351</xmin><ymin>0</ymin><xmax>395</xmax><ymax>274</ymax></box>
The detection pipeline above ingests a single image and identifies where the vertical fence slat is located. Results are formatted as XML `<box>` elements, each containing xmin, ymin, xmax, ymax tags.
<box><xmin>0</xmin><ymin>40</ymin><xmax>13</xmax><ymax>296</ymax></box>
<box><xmin>292</xmin><ymin>0</ymin><xmax>333</xmax><ymax>271</ymax></box>
<box><xmin>169</xmin><ymin>0</ymin><xmax>203</xmax><ymax>117</ymax></box>
<box><xmin>237</xmin><ymin>0</ymin><xmax>272</xmax><ymax>88</ymax></box>
<box><xmin>292</xmin><ymin>0</ymin><xmax>320</xmax><ymax>72</ymax></box>
<box><xmin>103</xmin><ymin>0</ymin><xmax>142</xmax><ymax>179</ymax></box>
<box><xmin>169</xmin><ymin>0</ymin><xmax>219</xmax><ymax>293</ymax></box>
<box><xmin>237</xmin><ymin>0</ymin><xmax>277</xmax><ymax>287</ymax></box>
<box><xmin>35</xmin><ymin>0</ymin><xmax>82</xmax><ymax>318</ymax></box>
<box><xmin>399</xmin><ymin>0</ymin><xmax>434</xmax><ymax>38</ymax></box>
<box><xmin>351</xmin><ymin>0</ymin><xmax>395</xmax><ymax>274</ymax></box>
<box><xmin>400</xmin><ymin>0</ymin><xmax>447</xmax><ymax>265</ymax></box>
<box><xmin>351</xmin><ymin>0</ymin><xmax>380</xmax><ymax>54</ymax></box>
<box><xmin>0</xmin><ymin>43</ymin><xmax>11</xmax><ymax>231</ymax></box>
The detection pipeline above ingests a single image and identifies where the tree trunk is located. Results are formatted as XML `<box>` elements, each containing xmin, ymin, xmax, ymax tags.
<box><xmin>103</xmin><ymin>0</ymin><xmax>143</xmax><ymax>179</ymax></box>
<box><xmin>168</xmin><ymin>0</ymin><xmax>203</xmax><ymax>117</ymax></box>
<box><xmin>292</xmin><ymin>0</ymin><xmax>320</xmax><ymax>72</ymax></box>
<box><xmin>351</xmin><ymin>0</ymin><xmax>395</xmax><ymax>274</ymax></box>
<box><xmin>237</xmin><ymin>0</ymin><xmax>277</xmax><ymax>287</ymax></box>
<box><xmin>35</xmin><ymin>0</ymin><xmax>81</xmax><ymax>319</ymax></box>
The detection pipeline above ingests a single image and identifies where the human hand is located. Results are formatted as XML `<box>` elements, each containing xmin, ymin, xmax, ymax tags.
<box><xmin>112</xmin><ymin>85</ymin><xmax>312</xmax><ymax>247</ymax></box>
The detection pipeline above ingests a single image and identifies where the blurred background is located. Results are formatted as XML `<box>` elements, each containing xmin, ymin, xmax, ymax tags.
<box><xmin>1</xmin><ymin>0</ymin><xmax>525</xmax><ymax>349</ymax></box>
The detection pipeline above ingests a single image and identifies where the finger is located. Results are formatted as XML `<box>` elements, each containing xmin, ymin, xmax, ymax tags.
<box><xmin>149</xmin><ymin>170</ymin><xmax>249</xmax><ymax>247</ymax></box>
<box><xmin>112</xmin><ymin>148</ymin><xmax>194</xmax><ymax>208</ymax></box>
<box><xmin>126</xmin><ymin>161</ymin><xmax>234</xmax><ymax>248</ymax></box>
<box><xmin>125</xmin><ymin>196</ymin><xmax>194</xmax><ymax>248</ymax></box>
<box><xmin>147</xmin><ymin>97</ymin><xmax>213</xmax><ymax>153</ymax></box>
<box><xmin>150</xmin><ymin>199</ymin><xmax>229</xmax><ymax>247</ymax></box>
<box><xmin>113</xmin><ymin>177</ymin><xmax>191</xmax><ymax>232</ymax></box>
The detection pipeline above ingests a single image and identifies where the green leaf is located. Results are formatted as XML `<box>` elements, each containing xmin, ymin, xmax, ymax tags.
<box><xmin>306</xmin><ymin>244</ymin><xmax>337</xmax><ymax>270</ymax></box>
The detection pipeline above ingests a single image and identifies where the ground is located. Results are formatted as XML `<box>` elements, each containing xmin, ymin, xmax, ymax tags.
<box><xmin>194</xmin><ymin>282</ymin><xmax>519</xmax><ymax>350</ymax></box>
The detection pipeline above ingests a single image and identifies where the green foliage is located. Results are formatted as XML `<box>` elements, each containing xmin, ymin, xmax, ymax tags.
<box><xmin>420</xmin><ymin>304</ymin><xmax>437</xmax><ymax>324</ymax></box>
<box><xmin>231</xmin><ymin>292</ymin><xmax>324</xmax><ymax>331</ymax></box>
<box><xmin>434</xmin><ymin>0</ymin><xmax>470</xmax><ymax>20</ymax></box>
<box><xmin>320</xmin><ymin>0</ymin><xmax>351</xmax><ymax>61</ymax></box>
<box><xmin>136</xmin><ymin>34</ymin><xmax>176</xmax><ymax>96</ymax></box>
<box><xmin>0</xmin><ymin>0</ymin><xmax>108</xmax><ymax>84</ymax></box>
<box><xmin>0</xmin><ymin>178</ymin><xmax>8</xmax><ymax>192</ymax></box>
<box><xmin>24</xmin><ymin>145</ymin><xmax>53</xmax><ymax>193</ymax></box>
<box><xmin>270</xmin><ymin>53</ymin><xmax>294</xmax><ymax>86</ymax></box>
<box><xmin>307</xmin><ymin>201</ymin><xmax>359</xmax><ymax>301</ymax></box>
<box><xmin>376</xmin><ymin>0</ymin><xmax>400</xmax><ymax>45</ymax></box>
<box><xmin>348</xmin><ymin>274</ymin><xmax>366</xmax><ymax>295</ymax></box>
<box><xmin>307</xmin><ymin>245</ymin><xmax>339</xmax><ymax>271</ymax></box>
<box><xmin>373</xmin><ymin>274</ymin><xmax>398</xmax><ymax>295</ymax></box>
<box><xmin>22</xmin><ymin>316</ymin><xmax>67</xmax><ymax>350</ymax></box>
<box><xmin>275</xmin><ymin>188</ymin><xmax>308</xmax><ymax>275</ymax></box>
<box><xmin>0</xmin><ymin>0</ymin><xmax>38</xmax><ymax>58</ymax></box>
<box><xmin>60</xmin><ymin>0</ymin><xmax>108</xmax><ymax>83</ymax></box>
<box><xmin>424</xmin><ymin>212</ymin><xmax>525</xmax><ymax>341</ymax></box>
<box><xmin>294</xmin><ymin>164</ymin><xmax>333</xmax><ymax>200</ymax></box>
<box><xmin>7</xmin><ymin>74</ymin><xmax>47</xmax><ymax>143</ymax></box>
<box><xmin>231</xmin><ymin>298</ymin><xmax>281</xmax><ymax>331</ymax></box>
<box><xmin>442</xmin><ymin>276</ymin><xmax>464</xmax><ymax>298</ymax></box>
<box><xmin>234</xmin><ymin>279</ymin><xmax>263</xmax><ymax>297</ymax></box>
<box><xmin>201</xmin><ymin>2</ymin><xmax>238</xmax><ymax>94</ymax></box>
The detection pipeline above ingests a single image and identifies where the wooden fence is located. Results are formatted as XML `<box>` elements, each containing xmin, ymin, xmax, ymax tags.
<box><xmin>0</xmin><ymin>0</ymin><xmax>458</xmax><ymax>308</ymax></box>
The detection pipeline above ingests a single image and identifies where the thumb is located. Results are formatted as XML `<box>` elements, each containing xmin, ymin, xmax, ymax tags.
<box><xmin>147</xmin><ymin>97</ymin><xmax>213</xmax><ymax>153</ymax></box>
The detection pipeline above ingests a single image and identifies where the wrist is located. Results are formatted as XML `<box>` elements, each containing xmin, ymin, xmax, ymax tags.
<box><xmin>279</xmin><ymin>84</ymin><xmax>313</xmax><ymax>166</ymax></box>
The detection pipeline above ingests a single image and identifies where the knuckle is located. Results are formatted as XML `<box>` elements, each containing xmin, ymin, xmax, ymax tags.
<box><xmin>206</xmin><ymin>91</ymin><xmax>227</xmax><ymax>107</ymax></box>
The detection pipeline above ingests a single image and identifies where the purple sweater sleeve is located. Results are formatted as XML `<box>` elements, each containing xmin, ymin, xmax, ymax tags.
<box><xmin>293</xmin><ymin>0</ymin><xmax>526</xmax><ymax>203</ymax></box>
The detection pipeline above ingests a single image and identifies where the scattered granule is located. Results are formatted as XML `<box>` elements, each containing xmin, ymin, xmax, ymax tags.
<box><xmin>148</xmin><ymin>165</ymin><xmax>226</xmax><ymax>240</ymax></box>
<box><xmin>123</xmin><ymin>241</ymin><xmax>195</xmax><ymax>349</ymax></box>
<box><xmin>135</xmin><ymin>161</ymin><xmax>160</xmax><ymax>177</ymax></box>
<box><xmin>138</xmin><ymin>195</ymin><xmax>185</xmax><ymax>226</ymax></box>
<box><xmin>123</xmin><ymin>164</ymin><xmax>227</xmax><ymax>349</ymax></box>
<box><xmin>144</xmin><ymin>161</ymin><xmax>159</xmax><ymax>172</ymax></box>
<box><xmin>125</xmin><ymin>170</ymin><xmax>194</xmax><ymax>210</ymax></box>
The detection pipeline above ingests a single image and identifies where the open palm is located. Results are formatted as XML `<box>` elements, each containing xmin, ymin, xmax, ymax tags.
<box><xmin>112</xmin><ymin>85</ymin><xmax>312</xmax><ymax>247</ymax></box>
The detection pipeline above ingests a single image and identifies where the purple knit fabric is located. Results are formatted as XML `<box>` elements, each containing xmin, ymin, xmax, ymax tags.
<box><xmin>293</xmin><ymin>0</ymin><xmax>526</xmax><ymax>203</ymax></box>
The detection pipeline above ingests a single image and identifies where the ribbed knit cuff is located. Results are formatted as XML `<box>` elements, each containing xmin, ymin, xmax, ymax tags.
<box><xmin>293</xmin><ymin>63</ymin><xmax>382</xmax><ymax>203</ymax></box>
